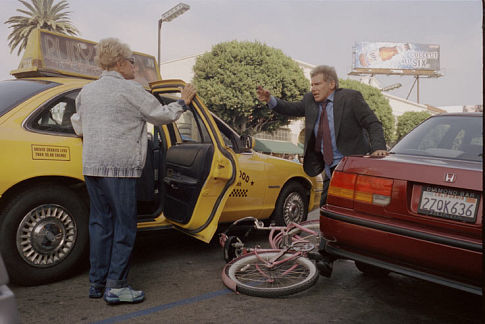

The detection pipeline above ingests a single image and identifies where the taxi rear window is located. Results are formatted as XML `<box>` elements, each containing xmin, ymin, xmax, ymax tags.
<box><xmin>0</xmin><ymin>79</ymin><xmax>59</xmax><ymax>117</ymax></box>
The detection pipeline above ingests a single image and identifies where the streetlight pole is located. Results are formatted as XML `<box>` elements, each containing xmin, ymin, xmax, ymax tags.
<box><xmin>157</xmin><ymin>3</ymin><xmax>190</xmax><ymax>69</ymax></box>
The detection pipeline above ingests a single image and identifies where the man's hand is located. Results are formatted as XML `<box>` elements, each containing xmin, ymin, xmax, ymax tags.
<box><xmin>181</xmin><ymin>84</ymin><xmax>196</xmax><ymax>105</ymax></box>
<box><xmin>370</xmin><ymin>149</ymin><xmax>389</xmax><ymax>157</ymax></box>
<box><xmin>256</xmin><ymin>86</ymin><xmax>271</xmax><ymax>103</ymax></box>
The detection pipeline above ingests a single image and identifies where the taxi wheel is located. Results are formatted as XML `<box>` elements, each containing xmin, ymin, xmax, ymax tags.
<box><xmin>0</xmin><ymin>184</ymin><xmax>88</xmax><ymax>285</ymax></box>
<box><xmin>272</xmin><ymin>182</ymin><xmax>308</xmax><ymax>226</ymax></box>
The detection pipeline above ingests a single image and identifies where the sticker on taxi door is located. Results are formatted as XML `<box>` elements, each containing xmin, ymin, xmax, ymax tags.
<box><xmin>31</xmin><ymin>145</ymin><xmax>71</xmax><ymax>161</ymax></box>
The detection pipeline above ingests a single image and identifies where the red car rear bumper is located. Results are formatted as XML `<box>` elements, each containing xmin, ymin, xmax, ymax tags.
<box><xmin>320</xmin><ymin>208</ymin><xmax>483</xmax><ymax>296</ymax></box>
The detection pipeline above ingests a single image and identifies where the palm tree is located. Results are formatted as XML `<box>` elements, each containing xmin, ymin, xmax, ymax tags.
<box><xmin>5</xmin><ymin>0</ymin><xmax>79</xmax><ymax>56</ymax></box>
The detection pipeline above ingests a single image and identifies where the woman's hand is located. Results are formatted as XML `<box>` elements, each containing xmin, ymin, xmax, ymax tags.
<box><xmin>181</xmin><ymin>84</ymin><xmax>196</xmax><ymax>105</ymax></box>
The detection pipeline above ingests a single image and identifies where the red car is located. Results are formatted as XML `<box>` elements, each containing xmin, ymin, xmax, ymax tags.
<box><xmin>318</xmin><ymin>113</ymin><xmax>482</xmax><ymax>295</ymax></box>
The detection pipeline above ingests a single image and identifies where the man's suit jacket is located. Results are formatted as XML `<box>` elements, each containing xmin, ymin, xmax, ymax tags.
<box><xmin>272</xmin><ymin>88</ymin><xmax>387</xmax><ymax>177</ymax></box>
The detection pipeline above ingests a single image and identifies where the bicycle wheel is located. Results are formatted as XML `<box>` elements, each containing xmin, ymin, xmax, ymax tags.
<box><xmin>222</xmin><ymin>251</ymin><xmax>318</xmax><ymax>297</ymax></box>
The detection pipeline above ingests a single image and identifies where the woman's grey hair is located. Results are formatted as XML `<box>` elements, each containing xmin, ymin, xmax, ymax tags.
<box><xmin>310</xmin><ymin>65</ymin><xmax>339</xmax><ymax>89</ymax></box>
<box><xmin>95</xmin><ymin>38</ymin><xmax>132</xmax><ymax>70</ymax></box>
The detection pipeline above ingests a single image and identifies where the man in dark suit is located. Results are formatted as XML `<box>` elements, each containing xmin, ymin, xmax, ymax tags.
<box><xmin>257</xmin><ymin>65</ymin><xmax>388</xmax><ymax>206</ymax></box>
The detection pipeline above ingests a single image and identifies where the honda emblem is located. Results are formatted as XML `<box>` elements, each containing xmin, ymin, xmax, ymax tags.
<box><xmin>444</xmin><ymin>173</ymin><xmax>456</xmax><ymax>183</ymax></box>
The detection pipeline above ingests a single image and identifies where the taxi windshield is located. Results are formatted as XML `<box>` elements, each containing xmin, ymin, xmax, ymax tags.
<box><xmin>0</xmin><ymin>79</ymin><xmax>59</xmax><ymax>117</ymax></box>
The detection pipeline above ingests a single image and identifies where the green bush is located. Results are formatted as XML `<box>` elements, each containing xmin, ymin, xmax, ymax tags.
<box><xmin>193</xmin><ymin>41</ymin><xmax>309</xmax><ymax>135</ymax></box>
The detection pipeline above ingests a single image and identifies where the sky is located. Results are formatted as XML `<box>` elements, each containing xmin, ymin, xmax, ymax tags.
<box><xmin>0</xmin><ymin>0</ymin><xmax>482</xmax><ymax>107</ymax></box>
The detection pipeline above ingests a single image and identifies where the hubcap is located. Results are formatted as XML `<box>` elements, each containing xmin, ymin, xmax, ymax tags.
<box><xmin>16</xmin><ymin>204</ymin><xmax>77</xmax><ymax>267</ymax></box>
<box><xmin>283</xmin><ymin>192</ymin><xmax>305</xmax><ymax>225</ymax></box>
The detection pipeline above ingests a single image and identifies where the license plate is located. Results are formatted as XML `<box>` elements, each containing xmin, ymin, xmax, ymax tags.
<box><xmin>418</xmin><ymin>186</ymin><xmax>480</xmax><ymax>222</ymax></box>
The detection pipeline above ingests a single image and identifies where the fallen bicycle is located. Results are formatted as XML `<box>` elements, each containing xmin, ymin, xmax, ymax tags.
<box><xmin>219</xmin><ymin>217</ymin><xmax>321</xmax><ymax>297</ymax></box>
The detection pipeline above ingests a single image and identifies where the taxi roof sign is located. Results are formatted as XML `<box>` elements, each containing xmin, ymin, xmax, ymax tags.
<box><xmin>11</xmin><ymin>29</ymin><xmax>161</xmax><ymax>87</ymax></box>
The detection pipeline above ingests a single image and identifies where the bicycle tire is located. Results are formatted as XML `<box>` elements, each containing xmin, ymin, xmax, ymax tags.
<box><xmin>222</xmin><ymin>251</ymin><xmax>318</xmax><ymax>297</ymax></box>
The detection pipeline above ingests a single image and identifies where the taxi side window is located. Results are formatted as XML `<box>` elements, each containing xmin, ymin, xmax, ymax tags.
<box><xmin>220</xmin><ymin>131</ymin><xmax>233</xmax><ymax>148</ymax></box>
<box><xmin>31</xmin><ymin>90</ymin><xmax>79</xmax><ymax>135</ymax></box>
<box><xmin>174</xmin><ymin>109</ymin><xmax>211</xmax><ymax>144</ymax></box>
<box><xmin>214</xmin><ymin>119</ymin><xmax>237</xmax><ymax>150</ymax></box>
<box><xmin>212</xmin><ymin>115</ymin><xmax>242</xmax><ymax>152</ymax></box>
<box><xmin>156</xmin><ymin>93</ymin><xmax>210</xmax><ymax>144</ymax></box>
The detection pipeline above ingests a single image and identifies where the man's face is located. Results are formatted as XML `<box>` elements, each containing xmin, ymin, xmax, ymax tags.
<box><xmin>117</xmin><ymin>57</ymin><xmax>135</xmax><ymax>80</ymax></box>
<box><xmin>311</xmin><ymin>73</ymin><xmax>335</xmax><ymax>103</ymax></box>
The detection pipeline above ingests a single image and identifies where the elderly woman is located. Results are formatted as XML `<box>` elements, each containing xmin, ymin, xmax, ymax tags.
<box><xmin>71</xmin><ymin>38</ymin><xmax>196</xmax><ymax>304</ymax></box>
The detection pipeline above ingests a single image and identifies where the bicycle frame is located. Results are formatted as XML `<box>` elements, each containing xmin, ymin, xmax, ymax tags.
<box><xmin>268</xmin><ymin>221</ymin><xmax>319</xmax><ymax>249</ymax></box>
<box><xmin>219</xmin><ymin>217</ymin><xmax>319</xmax><ymax>258</ymax></box>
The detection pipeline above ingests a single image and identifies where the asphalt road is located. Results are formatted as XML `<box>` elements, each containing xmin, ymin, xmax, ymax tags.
<box><xmin>9</xmin><ymin>210</ymin><xmax>483</xmax><ymax>323</ymax></box>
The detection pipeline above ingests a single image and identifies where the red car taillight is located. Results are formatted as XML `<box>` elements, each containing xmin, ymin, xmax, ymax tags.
<box><xmin>328</xmin><ymin>172</ymin><xmax>357</xmax><ymax>199</ymax></box>
<box><xmin>355</xmin><ymin>175</ymin><xmax>393</xmax><ymax>206</ymax></box>
<box><xmin>328</xmin><ymin>171</ymin><xmax>393</xmax><ymax>207</ymax></box>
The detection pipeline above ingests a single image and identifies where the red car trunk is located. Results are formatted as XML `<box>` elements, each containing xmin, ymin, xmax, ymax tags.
<box><xmin>321</xmin><ymin>154</ymin><xmax>482</xmax><ymax>291</ymax></box>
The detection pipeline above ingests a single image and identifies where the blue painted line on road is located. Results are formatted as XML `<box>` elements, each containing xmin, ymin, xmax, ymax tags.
<box><xmin>91</xmin><ymin>288</ymin><xmax>232</xmax><ymax>324</ymax></box>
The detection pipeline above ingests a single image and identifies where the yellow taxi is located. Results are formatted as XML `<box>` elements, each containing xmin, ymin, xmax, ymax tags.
<box><xmin>0</xmin><ymin>29</ymin><xmax>322</xmax><ymax>285</ymax></box>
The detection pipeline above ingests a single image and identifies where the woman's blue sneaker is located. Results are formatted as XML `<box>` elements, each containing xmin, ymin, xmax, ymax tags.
<box><xmin>89</xmin><ymin>285</ymin><xmax>105</xmax><ymax>298</ymax></box>
<box><xmin>103</xmin><ymin>287</ymin><xmax>145</xmax><ymax>305</ymax></box>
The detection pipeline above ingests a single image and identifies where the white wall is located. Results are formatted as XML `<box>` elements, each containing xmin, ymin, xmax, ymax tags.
<box><xmin>160</xmin><ymin>55</ymin><xmax>198</xmax><ymax>81</ymax></box>
<box><xmin>383</xmin><ymin>92</ymin><xmax>435</xmax><ymax>117</ymax></box>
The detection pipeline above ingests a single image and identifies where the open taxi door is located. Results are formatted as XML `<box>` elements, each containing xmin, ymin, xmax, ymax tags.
<box><xmin>151</xmin><ymin>80</ymin><xmax>238</xmax><ymax>243</ymax></box>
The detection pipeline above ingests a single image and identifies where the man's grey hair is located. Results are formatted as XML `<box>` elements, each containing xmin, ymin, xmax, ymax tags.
<box><xmin>310</xmin><ymin>65</ymin><xmax>339</xmax><ymax>89</ymax></box>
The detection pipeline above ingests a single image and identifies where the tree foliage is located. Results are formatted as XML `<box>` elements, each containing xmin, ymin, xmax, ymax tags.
<box><xmin>193</xmin><ymin>40</ymin><xmax>309</xmax><ymax>135</ymax></box>
<box><xmin>5</xmin><ymin>0</ymin><xmax>79</xmax><ymax>55</ymax></box>
<box><xmin>339</xmin><ymin>79</ymin><xmax>395</xmax><ymax>144</ymax></box>
<box><xmin>396</xmin><ymin>111</ymin><xmax>431</xmax><ymax>140</ymax></box>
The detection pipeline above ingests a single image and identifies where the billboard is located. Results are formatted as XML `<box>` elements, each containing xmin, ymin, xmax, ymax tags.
<box><xmin>353</xmin><ymin>42</ymin><xmax>440</xmax><ymax>72</ymax></box>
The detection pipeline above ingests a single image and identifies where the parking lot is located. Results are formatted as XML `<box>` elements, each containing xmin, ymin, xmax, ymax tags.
<box><xmin>9</xmin><ymin>210</ymin><xmax>482</xmax><ymax>324</ymax></box>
